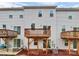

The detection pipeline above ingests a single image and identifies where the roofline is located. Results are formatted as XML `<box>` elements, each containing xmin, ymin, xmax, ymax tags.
<box><xmin>0</xmin><ymin>7</ymin><xmax>24</xmax><ymax>11</ymax></box>
<box><xmin>0</xmin><ymin>6</ymin><xmax>57</xmax><ymax>11</ymax></box>
<box><xmin>23</xmin><ymin>6</ymin><xmax>57</xmax><ymax>9</ymax></box>
<box><xmin>1</xmin><ymin>6</ymin><xmax>79</xmax><ymax>11</ymax></box>
<box><xmin>56</xmin><ymin>8</ymin><xmax>79</xmax><ymax>11</ymax></box>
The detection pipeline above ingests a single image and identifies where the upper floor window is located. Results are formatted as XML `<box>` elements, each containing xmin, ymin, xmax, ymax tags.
<box><xmin>3</xmin><ymin>24</ymin><xmax>6</xmax><ymax>29</ymax></box>
<box><xmin>62</xmin><ymin>28</ymin><xmax>65</xmax><ymax>32</ymax></box>
<box><xmin>73</xmin><ymin>27</ymin><xmax>79</xmax><ymax>31</ymax></box>
<box><xmin>68</xmin><ymin>16</ymin><xmax>72</xmax><ymax>19</ymax></box>
<box><xmin>9</xmin><ymin>15</ymin><xmax>13</xmax><ymax>19</ymax></box>
<box><xmin>14</xmin><ymin>26</ymin><xmax>21</xmax><ymax>34</ymax></box>
<box><xmin>62</xmin><ymin>25</ymin><xmax>65</xmax><ymax>32</ymax></box>
<box><xmin>50</xmin><ymin>11</ymin><xmax>54</xmax><ymax>17</ymax></box>
<box><xmin>19</xmin><ymin>15</ymin><xmax>23</xmax><ymax>19</ymax></box>
<box><xmin>73</xmin><ymin>27</ymin><xmax>79</xmax><ymax>37</ymax></box>
<box><xmin>38</xmin><ymin>11</ymin><xmax>42</xmax><ymax>17</ymax></box>
<box><xmin>31</xmin><ymin>23</ymin><xmax>35</xmax><ymax>30</ymax></box>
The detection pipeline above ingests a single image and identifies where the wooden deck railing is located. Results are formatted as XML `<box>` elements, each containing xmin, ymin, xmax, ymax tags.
<box><xmin>25</xmin><ymin>28</ymin><xmax>51</xmax><ymax>38</ymax></box>
<box><xmin>0</xmin><ymin>29</ymin><xmax>18</xmax><ymax>38</ymax></box>
<box><xmin>61</xmin><ymin>31</ymin><xmax>79</xmax><ymax>39</ymax></box>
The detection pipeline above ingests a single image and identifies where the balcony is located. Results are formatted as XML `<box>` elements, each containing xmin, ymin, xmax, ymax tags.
<box><xmin>25</xmin><ymin>28</ymin><xmax>51</xmax><ymax>38</ymax></box>
<box><xmin>0</xmin><ymin>29</ymin><xmax>18</xmax><ymax>38</ymax></box>
<box><xmin>61</xmin><ymin>31</ymin><xmax>79</xmax><ymax>39</ymax></box>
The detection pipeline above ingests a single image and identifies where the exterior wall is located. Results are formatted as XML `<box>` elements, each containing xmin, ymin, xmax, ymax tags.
<box><xmin>56</xmin><ymin>11</ymin><xmax>79</xmax><ymax>49</ymax></box>
<box><xmin>24</xmin><ymin>9</ymin><xmax>57</xmax><ymax>49</ymax></box>
<box><xmin>0</xmin><ymin>7</ymin><xmax>79</xmax><ymax>50</ymax></box>
<box><xmin>0</xmin><ymin>10</ymin><xmax>25</xmax><ymax>48</ymax></box>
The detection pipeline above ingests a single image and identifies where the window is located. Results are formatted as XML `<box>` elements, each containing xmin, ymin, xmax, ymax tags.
<box><xmin>14</xmin><ymin>39</ymin><xmax>17</xmax><ymax>47</ymax></box>
<box><xmin>34</xmin><ymin>40</ymin><xmax>37</xmax><ymax>45</ymax></box>
<box><xmin>43</xmin><ymin>26</ymin><xmax>47</xmax><ymax>34</ymax></box>
<box><xmin>62</xmin><ymin>28</ymin><xmax>65</xmax><ymax>32</ymax></box>
<box><xmin>14</xmin><ymin>26</ymin><xmax>21</xmax><ymax>34</ymax></box>
<box><xmin>14</xmin><ymin>39</ymin><xmax>21</xmax><ymax>47</ymax></box>
<box><xmin>31</xmin><ymin>23</ymin><xmax>35</xmax><ymax>30</ymax></box>
<box><xmin>73</xmin><ymin>27</ymin><xmax>77</xmax><ymax>31</ymax></box>
<box><xmin>19</xmin><ymin>15</ymin><xmax>23</xmax><ymax>19</ymax></box>
<box><xmin>62</xmin><ymin>25</ymin><xmax>65</xmax><ymax>32</ymax></box>
<box><xmin>73</xmin><ymin>27</ymin><xmax>79</xmax><ymax>31</ymax></box>
<box><xmin>50</xmin><ymin>11</ymin><xmax>53</xmax><ymax>17</ymax></box>
<box><xmin>38</xmin><ymin>11</ymin><xmax>42</xmax><ymax>17</ymax></box>
<box><xmin>68</xmin><ymin>16</ymin><xmax>72</xmax><ymax>19</ymax></box>
<box><xmin>64</xmin><ymin>39</ymin><xmax>68</xmax><ymax>46</ymax></box>
<box><xmin>3</xmin><ymin>24</ymin><xmax>6</xmax><ymax>29</ymax></box>
<box><xmin>9</xmin><ymin>15</ymin><xmax>13</xmax><ymax>19</ymax></box>
<box><xmin>73</xmin><ymin>27</ymin><xmax>79</xmax><ymax>37</ymax></box>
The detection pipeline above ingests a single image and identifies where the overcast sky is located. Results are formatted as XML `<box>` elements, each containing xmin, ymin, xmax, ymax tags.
<box><xmin>0</xmin><ymin>2</ymin><xmax>79</xmax><ymax>8</ymax></box>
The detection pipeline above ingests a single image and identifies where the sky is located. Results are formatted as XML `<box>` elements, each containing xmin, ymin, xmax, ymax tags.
<box><xmin>0</xmin><ymin>2</ymin><xmax>79</xmax><ymax>8</ymax></box>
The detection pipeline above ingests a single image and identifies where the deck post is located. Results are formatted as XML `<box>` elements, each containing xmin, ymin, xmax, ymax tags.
<box><xmin>77</xmin><ymin>40</ymin><xmax>79</xmax><ymax>55</ymax></box>
<box><xmin>28</xmin><ymin>38</ymin><xmax>30</xmax><ymax>55</ymax></box>
<box><xmin>3</xmin><ymin>38</ymin><xmax>9</xmax><ymax>52</ymax></box>
<box><xmin>68</xmin><ymin>40</ymin><xmax>71</xmax><ymax>55</ymax></box>
<box><xmin>46</xmin><ymin>38</ymin><xmax>48</xmax><ymax>54</ymax></box>
<box><xmin>28</xmin><ymin>38</ymin><xmax>30</xmax><ymax>49</ymax></box>
<box><xmin>37</xmin><ymin>39</ymin><xmax>39</xmax><ymax>49</ymax></box>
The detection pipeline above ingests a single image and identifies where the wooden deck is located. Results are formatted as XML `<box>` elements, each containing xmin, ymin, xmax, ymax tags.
<box><xmin>61</xmin><ymin>31</ymin><xmax>79</xmax><ymax>39</ymax></box>
<box><xmin>61</xmin><ymin>31</ymin><xmax>79</xmax><ymax>55</ymax></box>
<box><xmin>17</xmin><ymin>49</ymin><xmax>79</xmax><ymax>56</ymax></box>
<box><xmin>0</xmin><ymin>49</ymin><xmax>22</xmax><ymax>56</ymax></box>
<box><xmin>0</xmin><ymin>29</ymin><xmax>18</xmax><ymax>38</ymax></box>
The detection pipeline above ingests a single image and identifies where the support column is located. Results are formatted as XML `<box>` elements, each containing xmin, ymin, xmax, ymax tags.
<box><xmin>3</xmin><ymin>38</ymin><xmax>9</xmax><ymax>52</ymax></box>
<box><xmin>28</xmin><ymin>38</ymin><xmax>30</xmax><ymax>55</ymax></box>
<box><xmin>77</xmin><ymin>40</ymin><xmax>79</xmax><ymax>55</ymax></box>
<box><xmin>68</xmin><ymin>40</ymin><xmax>71</xmax><ymax>55</ymax></box>
<box><xmin>46</xmin><ymin>38</ymin><xmax>48</xmax><ymax>54</ymax></box>
<box><xmin>37</xmin><ymin>39</ymin><xmax>39</xmax><ymax>49</ymax></box>
<box><xmin>28</xmin><ymin>38</ymin><xmax>30</xmax><ymax>49</ymax></box>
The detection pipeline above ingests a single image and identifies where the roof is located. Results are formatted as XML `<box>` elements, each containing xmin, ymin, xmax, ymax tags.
<box><xmin>23</xmin><ymin>6</ymin><xmax>57</xmax><ymax>9</ymax></box>
<box><xmin>56</xmin><ymin>8</ymin><xmax>79</xmax><ymax>11</ymax></box>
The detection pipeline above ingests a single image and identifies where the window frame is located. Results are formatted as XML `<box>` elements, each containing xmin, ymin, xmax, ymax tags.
<box><xmin>19</xmin><ymin>15</ymin><xmax>23</xmax><ymax>19</ymax></box>
<box><xmin>14</xmin><ymin>39</ymin><xmax>21</xmax><ymax>48</ymax></box>
<box><xmin>38</xmin><ymin>11</ymin><xmax>42</xmax><ymax>17</ymax></box>
<box><xmin>68</xmin><ymin>15</ymin><xmax>72</xmax><ymax>19</ymax></box>
<box><xmin>9</xmin><ymin>15</ymin><xmax>13</xmax><ymax>19</ymax></box>
<box><xmin>14</xmin><ymin>26</ymin><xmax>21</xmax><ymax>34</ymax></box>
<box><xmin>3</xmin><ymin>24</ymin><xmax>6</xmax><ymax>29</ymax></box>
<box><xmin>50</xmin><ymin>10</ymin><xmax>54</xmax><ymax>17</ymax></box>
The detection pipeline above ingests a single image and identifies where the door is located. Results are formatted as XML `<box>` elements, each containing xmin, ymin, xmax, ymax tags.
<box><xmin>43</xmin><ymin>40</ymin><xmax>46</xmax><ymax>48</ymax></box>
<box><xmin>17</xmin><ymin>39</ymin><xmax>21</xmax><ymax>47</ymax></box>
<box><xmin>73</xmin><ymin>40</ymin><xmax>77</xmax><ymax>49</ymax></box>
<box><xmin>14</xmin><ymin>39</ymin><xmax>21</xmax><ymax>48</ymax></box>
